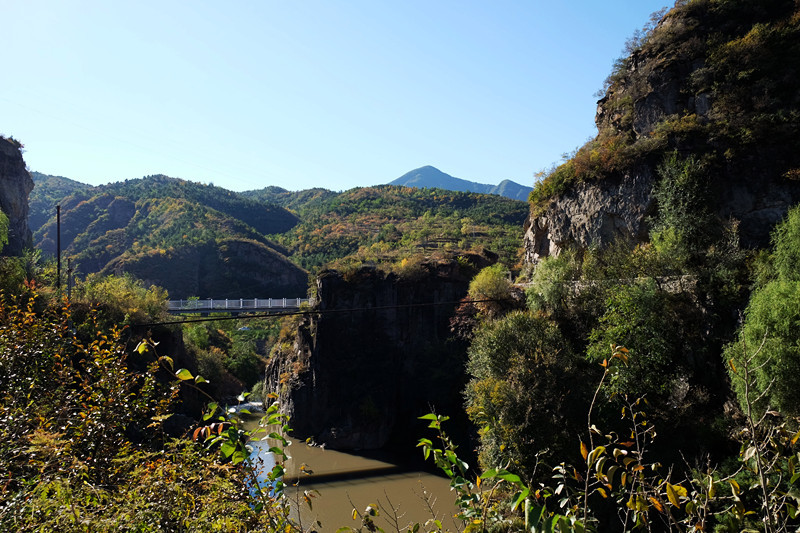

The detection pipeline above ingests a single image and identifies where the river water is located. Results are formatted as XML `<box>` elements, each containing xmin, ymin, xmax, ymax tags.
<box><xmin>243</xmin><ymin>414</ymin><xmax>460</xmax><ymax>531</ymax></box>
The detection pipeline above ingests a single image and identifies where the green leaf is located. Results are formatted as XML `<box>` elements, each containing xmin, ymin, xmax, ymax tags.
<box><xmin>202</xmin><ymin>402</ymin><xmax>218</xmax><ymax>421</ymax></box>
<box><xmin>175</xmin><ymin>368</ymin><xmax>194</xmax><ymax>381</ymax></box>
<box><xmin>511</xmin><ymin>488</ymin><xmax>530</xmax><ymax>511</ymax></box>
<box><xmin>194</xmin><ymin>375</ymin><xmax>208</xmax><ymax>384</ymax></box>
<box><xmin>220</xmin><ymin>442</ymin><xmax>235</xmax><ymax>458</ymax></box>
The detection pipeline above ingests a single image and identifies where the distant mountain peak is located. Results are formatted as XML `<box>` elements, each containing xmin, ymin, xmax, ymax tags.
<box><xmin>389</xmin><ymin>166</ymin><xmax>532</xmax><ymax>201</ymax></box>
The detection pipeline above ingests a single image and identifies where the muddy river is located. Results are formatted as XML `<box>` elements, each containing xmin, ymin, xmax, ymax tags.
<box><xmin>243</xmin><ymin>415</ymin><xmax>460</xmax><ymax>531</ymax></box>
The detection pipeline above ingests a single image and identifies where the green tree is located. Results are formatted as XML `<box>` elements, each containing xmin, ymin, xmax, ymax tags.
<box><xmin>465</xmin><ymin>311</ymin><xmax>591</xmax><ymax>479</ymax></box>
<box><xmin>525</xmin><ymin>249</ymin><xmax>582</xmax><ymax>317</ymax></box>
<box><xmin>651</xmin><ymin>152</ymin><xmax>715</xmax><ymax>261</ymax></box>
<box><xmin>587</xmin><ymin>279</ymin><xmax>686</xmax><ymax>401</ymax></box>
<box><xmin>770</xmin><ymin>205</ymin><xmax>800</xmax><ymax>282</ymax></box>
<box><xmin>0</xmin><ymin>209</ymin><xmax>8</xmax><ymax>253</ymax></box>
<box><xmin>725</xmin><ymin>205</ymin><xmax>800</xmax><ymax>418</ymax></box>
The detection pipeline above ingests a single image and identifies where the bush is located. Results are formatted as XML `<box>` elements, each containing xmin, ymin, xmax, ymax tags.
<box><xmin>525</xmin><ymin>250</ymin><xmax>581</xmax><ymax>317</ymax></box>
<box><xmin>0</xmin><ymin>209</ymin><xmax>8</xmax><ymax>252</ymax></box>
<box><xmin>468</xmin><ymin>264</ymin><xmax>514</xmax><ymax>318</ymax></box>
<box><xmin>770</xmin><ymin>205</ymin><xmax>800</xmax><ymax>282</ymax></box>
<box><xmin>587</xmin><ymin>279</ymin><xmax>683</xmax><ymax>401</ymax></box>
<box><xmin>0</xmin><ymin>291</ymin><xmax>297</xmax><ymax>531</ymax></box>
<box><xmin>465</xmin><ymin>311</ymin><xmax>591</xmax><ymax>478</ymax></box>
<box><xmin>74</xmin><ymin>272</ymin><xmax>169</xmax><ymax>325</ymax></box>
<box><xmin>652</xmin><ymin>152</ymin><xmax>715</xmax><ymax>256</ymax></box>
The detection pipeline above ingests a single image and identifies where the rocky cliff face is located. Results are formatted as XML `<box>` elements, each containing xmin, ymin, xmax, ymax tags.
<box><xmin>0</xmin><ymin>138</ymin><xmax>33</xmax><ymax>256</ymax></box>
<box><xmin>524</xmin><ymin>169</ymin><xmax>655</xmax><ymax>264</ymax></box>
<box><xmin>266</xmin><ymin>255</ymin><xmax>493</xmax><ymax>450</ymax></box>
<box><xmin>525</xmin><ymin>1</ymin><xmax>800</xmax><ymax>263</ymax></box>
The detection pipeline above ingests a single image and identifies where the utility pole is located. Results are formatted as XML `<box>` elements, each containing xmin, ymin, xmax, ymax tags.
<box><xmin>56</xmin><ymin>205</ymin><xmax>61</xmax><ymax>290</ymax></box>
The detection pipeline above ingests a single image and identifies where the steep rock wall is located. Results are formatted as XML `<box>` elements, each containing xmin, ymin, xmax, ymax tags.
<box><xmin>524</xmin><ymin>169</ymin><xmax>655</xmax><ymax>264</ymax></box>
<box><xmin>0</xmin><ymin>138</ymin><xmax>33</xmax><ymax>255</ymax></box>
<box><xmin>525</xmin><ymin>2</ymin><xmax>800</xmax><ymax>263</ymax></box>
<box><xmin>267</xmin><ymin>256</ymin><xmax>492</xmax><ymax>450</ymax></box>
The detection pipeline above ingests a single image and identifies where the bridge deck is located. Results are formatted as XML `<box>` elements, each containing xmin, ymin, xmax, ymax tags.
<box><xmin>167</xmin><ymin>298</ymin><xmax>311</xmax><ymax>314</ymax></box>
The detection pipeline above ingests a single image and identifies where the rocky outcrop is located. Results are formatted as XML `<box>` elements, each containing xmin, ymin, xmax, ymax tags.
<box><xmin>525</xmin><ymin>2</ymin><xmax>800</xmax><ymax>263</ymax></box>
<box><xmin>524</xmin><ymin>169</ymin><xmax>655</xmax><ymax>264</ymax></box>
<box><xmin>266</xmin><ymin>254</ymin><xmax>494</xmax><ymax>450</ymax></box>
<box><xmin>0</xmin><ymin>137</ymin><xmax>33</xmax><ymax>255</ymax></box>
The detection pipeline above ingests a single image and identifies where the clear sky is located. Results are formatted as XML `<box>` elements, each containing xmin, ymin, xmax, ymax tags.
<box><xmin>4</xmin><ymin>1</ymin><xmax>670</xmax><ymax>192</ymax></box>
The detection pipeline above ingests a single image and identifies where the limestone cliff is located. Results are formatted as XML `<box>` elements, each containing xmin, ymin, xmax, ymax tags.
<box><xmin>0</xmin><ymin>137</ymin><xmax>33</xmax><ymax>256</ymax></box>
<box><xmin>266</xmin><ymin>254</ymin><xmax>494</xmax><ymax>450</ymax></box>
<box><xmin>525</xmin><ymin>0</ymin><xmax>800</xmax><ymax>263</ymax></box>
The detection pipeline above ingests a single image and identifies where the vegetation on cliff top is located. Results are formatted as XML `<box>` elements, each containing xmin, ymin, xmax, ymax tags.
<box><xmin>530</xmin><ymin>0</ymin><xmax>800</xmax><ymax>212</ymax></box>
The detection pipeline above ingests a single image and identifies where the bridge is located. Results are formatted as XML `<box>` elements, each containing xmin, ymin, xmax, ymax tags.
<box><xmin>167</xmin><ymin>297</ymin><xmax>312</xmax><ymax>315</ymax></box>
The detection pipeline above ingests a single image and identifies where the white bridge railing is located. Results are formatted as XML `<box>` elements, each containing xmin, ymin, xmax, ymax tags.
<box><xmin>167</xmin><ymin>298</ymin><xmax>311</xmax><ymax>313</ymax></box>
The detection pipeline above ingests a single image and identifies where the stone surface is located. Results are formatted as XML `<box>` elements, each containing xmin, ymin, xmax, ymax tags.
<box><xmin>0</xmin><ymin>138</ymin><xmax>34</xmax><ymax>255</ymax></box>
<box><xmin>266</xmin><ymin>254</ymin><xmax>493</xmax><ymax>450</ymax></box>
<box><xmin>525</xmin><ymin>5</ymin><xmax>800</xmax><ymax>264</ymax></box>
<box><xmin>524</xmin><ymin>169</ymin><xmax>655</xmax><ymax>264</ymax></box>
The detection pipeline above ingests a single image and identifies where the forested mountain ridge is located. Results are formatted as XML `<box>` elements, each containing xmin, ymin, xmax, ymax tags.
<box><xmin>29</xmin><ymin>171</ymin><xmax>92</xmax><ymax>233</ymax></box>
<box><xmin>30</xmin><ymin>174</ymin><xmax>527</xmax><ymax>295</ymax></box>
<box><xmin>240</xmin><ymin>185</ymin><xmax>337</xmax><ymax>211</ymax></box>
<box><xmin>526</xmin><ymin>0</ymin><xmax>800</xmax><ymax>262</ymax></box>
<box><xmin>33</xmin><ymin>175</ymin><xmax>307</xmax><ymax>298</ymax></box>
<box><xmin>261</xmin><ymin>184</ymin><xmax>529</xmax><ymax>271</ymax></box>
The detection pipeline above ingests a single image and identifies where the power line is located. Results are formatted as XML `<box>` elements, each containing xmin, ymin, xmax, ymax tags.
<box><xmin>131</xmin><ymin>298</ymin><xmax>496</xmax><ymax>328</ymax></box>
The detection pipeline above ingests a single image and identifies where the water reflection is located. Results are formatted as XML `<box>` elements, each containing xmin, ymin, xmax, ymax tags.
<box><xmin>244</xmin><ymin>417</ymin><xmax>459</xmax><ymax>531</ymax></box>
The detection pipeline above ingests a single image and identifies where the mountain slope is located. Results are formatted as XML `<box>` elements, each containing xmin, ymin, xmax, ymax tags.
<box><xmin>265</xmin><ymin>184</ymin><xmax>529</xmax><ymax>271</ymax></box>
<box><xmin>390</xmin><ymin>165</ymin><xmax>532</xmax><ymax>201</ymax></box>
<box><xmin>34</xmin><ymin>175</ymin><xmax>307</xmax><ymax>298</ymax></box>
<box><xmin>240</xmin><ymin>186</ymin><xmax>337</xmax><ymax>211</ymax></box>
<box><xmin>29</xmin><ymin>172</ymin><xmax>92</xmax><ymax>233</ymax></box>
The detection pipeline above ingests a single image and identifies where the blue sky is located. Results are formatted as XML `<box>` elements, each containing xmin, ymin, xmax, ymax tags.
<box><xmin>4</xmin><ymin>1</ymin><xmax>670</xmax><ymax>192</ymax></box>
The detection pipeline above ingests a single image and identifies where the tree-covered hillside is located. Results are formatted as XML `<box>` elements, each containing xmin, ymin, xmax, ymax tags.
<box><xmin>258</xmin><ymin>184</ymin><xmax>529</xmax><ymax>271</ymax></box>
<box><xmin>29</xmin><ymin>172</ymin><xmax>92</xmax><ymax>233</ymax></box>
<box><xmin>30</xmin><ymin>174</ymin><xmax>527</xmax><ymax>296</ymax></box>
<box><xmin>34</xmin><ymin>175</ymin><xmax>307</xmax><ymax>298</ymax></box>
